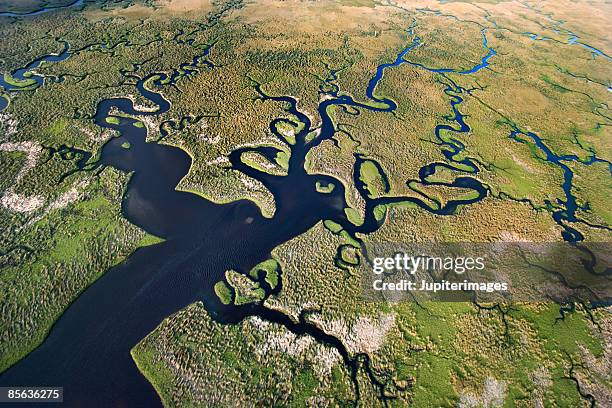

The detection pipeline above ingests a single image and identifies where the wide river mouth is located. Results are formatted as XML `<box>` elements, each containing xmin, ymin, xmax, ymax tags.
<box><xmin>0</xmin><ymin>105</ymin><xmax>351</xmax><ymax>406</ymax></box>
<box><xmin>3</xmin><ymin>7</ymin><xmax>607</xmax><ymax>404</ymax></box>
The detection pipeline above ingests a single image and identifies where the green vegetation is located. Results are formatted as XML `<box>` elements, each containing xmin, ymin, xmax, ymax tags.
<box><xmin>373</xmin><ymin>204</ymin><xmax>387</xmax><ymax>222</ymax></box>
<box><xmin>1</xmin><ymin>0</ymin><xmax>610</xmax><ymax>406</ymax></box>
<box><xmin>2</xmin><ymin>73</ymin><xmax>37</xmax><ymax>89</ymax></box>
<box><xmin>136</xmin><ymin>233</ymin><xmax>164</xmax><ymax>247</ymax></box>
<box><xmin>511</xmin><ymin>304</ymin><xmax>603</xmax><ymax>356</ymax></box>
<box><xmin>0</xmin><ymin>169</ymin><xmax>145</xmax><ymax>372</ymax></box>
<box><xmin>323</xmin><ymin>219</ymin><xmax>343</xmax><ymax>234</ymax></box>
<box><xmin>132</xmin><ymin>302</ymin><xmax>354</xmax><ymax>407</ymax></box>
<box><xmin>274</xmin><ymin>150</ymin><xmax>290</xmax><ymax>170</ymax></box>
<box><xmin>46</xmin><ymin>118</ymin><xmax>68</xmax><ymax>137</ymax></box>
<box><xmin>240</xmin><ymin>149</ymin><xmax>287</xmax><ymax>176</ymax></box>
<box><xmin>315</xmin><ymin>180</ymin><xmax>335</xmax><ymax>193</ymax></box>
<box><xmin>130</xmin><ymin>347</ymin><xmax>175</xmax><ymax>408</ymax></box>
<box><xmin>338</xmin><ymin>245</ymin><xmax>359</xmax><ymax>267</ymax></box>
<box><xmin>0</xmin><ymin>150</ymin><xmax>25</xmax><ymax>191</ymax></box>
<box><xmin>216</xmin><ymin>263</ymin><xmax>281</xmax><ymax>307</ymax></box>
<box><xmin>214</xmin><ymin>281</ymin><xmax>233</xmax><ymax>305</ymax></box>
<box><xmin>248</xmin><ymin>258</ymin><xmax>281</xmax><ymax>290</ymax></box>
<box><xmin>344</xmin><ymin>207</ymin><xmax>363</xmax><ymax>226</ymax></box>
<box><xmin>273</xmin><ymin>119</ymin><xmax>303</xmax><ymax>145</ymax></box>
<box><xmin>358</xmin><ymin>159</ymin><xmax>387</xmax><ymax>198</ymax></box>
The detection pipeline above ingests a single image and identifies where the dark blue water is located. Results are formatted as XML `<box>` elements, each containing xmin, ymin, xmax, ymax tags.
<box><xmin>0</xmin><ymin>83</ymin><xmax>349</xmax><ymax>408</ymax></box>
<box><xmin>399</xmin><ymin>24</ymin><xmax>610</xmax><ymax>242</ymax></box>
<box><xmin>0</xmin><ymin>14</ymin><xmax>609</xmax><ymax>407</ymax></box>
<box><xmin>517</xmin><ymin>1</ymin><xmax>612</xmax><ymax>61</ymax></box>
<box><xmin>0</xmin><ymin>39</ymin><xmax>212</xmax><ymax>113</ymax></box>
<box><xmin>406</xmin><ymin>28</ymin><xmax>496</xmax><ymax>74</ymax></box>
<box><xmin>0</xmin><ymin>27</ymin><xmax>485</xmax><ymax>407</ymax></box>
<box><xmin>524</xmin><ymin>31</ymin><xmax>612</xmax><ymax>62</ymax></box>
<box><xmin>0</xmin><ymin>43</ymin><xmax>70</xmax><ymax>90</ymax></box>
<box><xmin>508</xmin><ymin>126</ymin><xmax>612</xmax><ymax>242</ymax></box>
<box><xmin>0</xmin><ymin>42</ymin><xmax>72</xmax><ymax>111</ymax></box>
<box><xmin>567</xmin><ymin>36</ymin><xmax>612</xmax><ymax>61</ymax></box>
<box><xmin>0</xmin><ymin>0</ymin><xmax>83</xmax><ymax>17</ymax></box>
<box><xmin>2</xmin><ymin>6</ymin><xmax>599</xmax><ymax>244</ymax></box>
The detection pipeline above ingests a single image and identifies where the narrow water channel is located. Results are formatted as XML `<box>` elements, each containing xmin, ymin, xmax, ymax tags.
<box><xmin>2</xmin><ymin>9</ymin><xmax>608</xmax><ymax>406</ymax></box>
<box><xmin>0</xmin><ymin>24</ymin><xmax>495</xmax><ymax>407</ymax></box>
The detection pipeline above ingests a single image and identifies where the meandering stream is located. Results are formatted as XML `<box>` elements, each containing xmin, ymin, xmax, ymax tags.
<box><xmin>0</xmin><ymin>0</ymin><xmax>84</xmax><ymax>17</ymax></box>
<box><xmin>1</xmin><ymin>6</ymin><xmax>610</xmax><ymax>407</ymax></box>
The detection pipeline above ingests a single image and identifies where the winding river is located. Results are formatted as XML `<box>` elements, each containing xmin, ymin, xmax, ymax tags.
<box><xmin>0</xmin><ymin>0</ymin><xmax>84</xmax><ymax>17</ymax></box>
<box><xmin>0</xmin><ymin>80</ymin><xmax>351</xmax><ymax>406</ymax></box>
<box><xmin>0</xmin><ymin>25</ymin><xmax>467</xmax><ymax>406</ymax></box>
<box><xmin>1</xmin><ymin>6</ymin><xmax>610</xmax><ymax>407</ymax></box>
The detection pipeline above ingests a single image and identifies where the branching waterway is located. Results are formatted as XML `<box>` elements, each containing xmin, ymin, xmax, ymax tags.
<box><xmin>0</xmin><ymin>0</ymin><xmax>84</xmax><ymax>17</ymax></box>
<box><xmin>0</xmin><ymin>21</ymin><xmax>483</xmax><ymax>407</ymax></box>
<box><xmin>1</xmin><ymin>4</ymin><xmax>611</xmax><ymax>407</ymax></box>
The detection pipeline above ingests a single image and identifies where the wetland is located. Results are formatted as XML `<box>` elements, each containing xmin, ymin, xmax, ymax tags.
<box><xmin>0</xmin><ymin>0</ymin><xmax>610</xmax><ymax>406</ymax></box>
